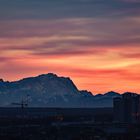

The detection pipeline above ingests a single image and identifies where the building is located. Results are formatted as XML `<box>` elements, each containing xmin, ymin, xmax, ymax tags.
<box><xmin>123</xmin><ymin>92</ymin><xmax>134</xmax><ymax>123</ymax></box>
<box><xmin>113</xmin><ymin>93</ymin><xmax>140</xmax><ymax>123</ymax></box>
<box><xmin>113</xmin><ymin>97</ymin><xmax>123</xmax><ymax>122</ymax></box>
<box><xmin>132</xmin><ymin>94</ymin><xmax>140</xmax><ymax>123</ymax></box>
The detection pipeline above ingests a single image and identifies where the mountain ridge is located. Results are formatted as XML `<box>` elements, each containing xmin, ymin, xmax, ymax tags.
<box><xmin>0</xmin><ymin>73</ymin><xmax>138</xmax><ymax>107</ymax></box>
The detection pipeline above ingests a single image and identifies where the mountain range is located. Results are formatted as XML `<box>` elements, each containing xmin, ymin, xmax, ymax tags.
<box><xmin>0</xmin><ymin>73</ymin><xmax>138</xmax><ymax>108</ymax></box>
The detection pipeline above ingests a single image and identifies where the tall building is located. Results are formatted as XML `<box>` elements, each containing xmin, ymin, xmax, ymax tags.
<box><xmin>113</xmin><ymin>93</ymin><xmax>140</xmax><ymax>123</ymax></box>
<box><xmin>122</xmin><ymin>92</ymin><xmax>133</xmax><ymax>123</ymax></box>
<box><xmin>132</xmin><ymin>95</ymin><xmax>140</xmax><ymax>123</ymax></box>
<box><xmin>113</xmin><ymin>97</ymin><xmax>123</xmax><ymax>122</ymax></box>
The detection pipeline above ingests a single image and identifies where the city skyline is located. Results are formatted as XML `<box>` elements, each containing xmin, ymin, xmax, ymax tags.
<box><xmin>0</xmin><ymin>0</ymin><xmax>140</xmax><ymax>94</ymax></box>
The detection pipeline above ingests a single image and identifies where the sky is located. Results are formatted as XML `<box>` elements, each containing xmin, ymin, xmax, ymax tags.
<box><xmin>0</xmin><ymin>0</ymin><xmax>140</xmax><ymax>94</ymax></box>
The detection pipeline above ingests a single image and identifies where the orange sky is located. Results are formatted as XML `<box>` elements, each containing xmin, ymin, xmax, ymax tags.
<box><xmin>0</xmin><ymin>36</ymin><xmax>140</xmax><ymax>94</ymax></box>
<box><xmin>0</xmin><ymin>1</ymin><xmax>140</xmax><ymax>94</ymax></box>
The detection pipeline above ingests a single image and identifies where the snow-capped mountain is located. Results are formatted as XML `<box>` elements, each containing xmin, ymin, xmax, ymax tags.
<box><xmin>0</xmin><ymin>73</ymin><xmax>137</xmax><ymax>107</ymax></box>
<box><xmin>0</xmin><ymin>73</ymin><xmax>90</xmax><ymax>107</ymax></box>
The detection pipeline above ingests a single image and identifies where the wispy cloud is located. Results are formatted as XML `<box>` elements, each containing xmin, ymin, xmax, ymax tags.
<box><xmin>0</xmin><ymin>0</ymin><xmax>140</xmax><ymax>93</ymax></box>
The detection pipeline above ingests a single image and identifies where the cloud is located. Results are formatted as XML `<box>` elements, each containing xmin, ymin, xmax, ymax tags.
<box><xmin>0</xmin><ymin>0</ymin><xmax>140</xmax><ymax>93</ymax></box>
<box><xmin>120</xmin><ymin>0</ymin><xmax>140</xmax><ymax>3</ymax></box>
<box><xmin>0</xmin><ymin>0</ymin><xmax>140</xmax><ymax>20</ymax></box>
<box><xmin>119</xmin><ymin>52</ymin><xmax>140</xmax><ymax>59</ymax></box>
<box><xmin>0</xmin><ymin>16</ymin><xmax>139</xmax><ymax>59</ymax></box>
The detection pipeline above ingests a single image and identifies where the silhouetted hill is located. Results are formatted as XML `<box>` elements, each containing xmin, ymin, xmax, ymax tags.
<box><xmin>104</xmin><ymin>91</ymin><xmax>120</xmax><ymax>97</ymax></box>
<box><xmin>0</xmin><ymin>73</ymin><xmax>138</xmax><ymax>107</ymax></box>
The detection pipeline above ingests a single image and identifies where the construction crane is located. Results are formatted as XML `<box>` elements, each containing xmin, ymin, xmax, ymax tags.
<box><xmin>11</xmin><ymin>95</ymin><xmax>30</xmax><ymax>109</ymax></box>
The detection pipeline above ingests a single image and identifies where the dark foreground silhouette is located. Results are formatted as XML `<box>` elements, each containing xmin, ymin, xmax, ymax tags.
<box><xmin>0</xmin><ymin>107</ymin><xmax>140</xmax><ymax>140</ymax></box>
<box><xmin>0</xmin><ymin>118</ymin><xmax>140</xmax><ymax>140</ymax></box>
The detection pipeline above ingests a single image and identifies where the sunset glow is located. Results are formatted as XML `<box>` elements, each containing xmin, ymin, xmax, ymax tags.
<box><xmin>0</xmin><ymin>0</ymin><xmax>140</xmax><ymax>94</ymax></box>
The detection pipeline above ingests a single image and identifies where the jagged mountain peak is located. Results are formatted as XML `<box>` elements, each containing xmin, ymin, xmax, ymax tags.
<box><xmin>19</xmin><ymin>73</ymin><xmax>57</xmax><ymax>82</ymax></box>
<box><xmin>1</xmin><ymin>73</ymin><xmax>80</xmax><ymax>97</ymax></box>
<box><xmin>79</xmin><ymin>90</ymin><xmax>93</xmax><ymax>97</ymax></box>
<box><xmin>38</xmin><ymin>73</ymin><xmax>57</xmax><ymax>78</ymax></box>
<box><xmin>123</xmin><ymin>92</ymin><xmax>137</xmax><ymax>94</ymax></box>
<box><xmin>104</xmin><ymin>91</ymin><xmax>120</xmax><ymax>96</ymax></box>
<box><xmin>20</xmin><ymin>73</ymin><xmax>71</xmax><ymax>82</ymax></box>
<box><xmin>123</xmin><ymin>92</ymin><xmax>138</xmax><ymax>97</ymax></box>
<box><xmin>0</xmin><ymin>73</ymin><xmax>138</xmax><ymax>107</ymax></box>
<box><xmin>0</xmin><ymin>79</ymin><xmax>4</xmax><ymax>82</ymax></box>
